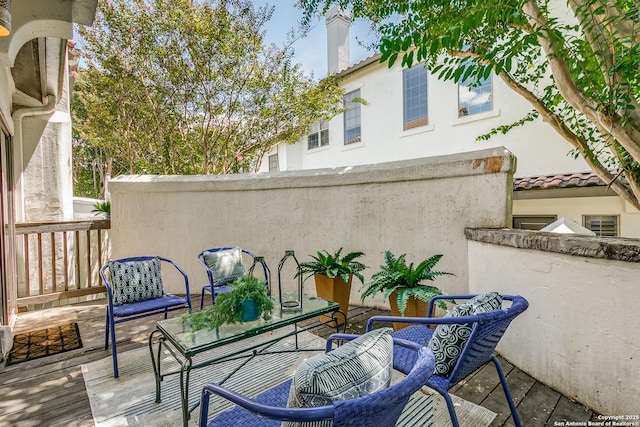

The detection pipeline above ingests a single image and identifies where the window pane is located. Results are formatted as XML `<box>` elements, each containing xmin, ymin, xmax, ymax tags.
<box><xmin>320</xmin><ymin>129</ymin><xmax>329</xmax><ymax>147</ymax></box>
<box><xmin>268</xmin><ymin>154</ymin><xmax>279</xmax><ymax>172</ymax></box>
<box><xmin>513</xmin><ymin>215</ymin><xmax>557</xmax><ymax>231</ymax></box>
<box><xmin>583</xmin><ymin>215</ymin><xmax>618</xmax><ymax>237</ymax></box>
<box><xmin>308</xmin><ymin>133</ymin><xmax>319</xmax><ymax>150</ymax></box>
<box><xmin>308</xmin><ymin>121</ymin><xmax>329</xmax><ymax>150</ymax></box>
<box><xmin>403</xmin><ymin>66</ymin><xmax>428</xmax><ymax>130</ymax></box>
<box><xmin>344</xmin><ymin>90</ymin><xmax>361</xmax><ymax>145</ymax></box>
<box><xmin>459</xmin><ymin>67</ymin><xmax>492</xmax><ymax>116</ymax></box>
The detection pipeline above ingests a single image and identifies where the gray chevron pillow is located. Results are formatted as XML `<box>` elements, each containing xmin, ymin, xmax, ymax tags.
<box><xmin>283</xmin><ymin>327</ymin><xmax>394</xmax><ymax>427</ymax></box>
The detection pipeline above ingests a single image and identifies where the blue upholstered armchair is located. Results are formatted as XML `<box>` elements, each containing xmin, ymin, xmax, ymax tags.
<box><xmin>367</xmin><ymin>293</ymin><xmax>529</xmax><ymax>427</ymax></box>
<box><xmin>197</xmin><ymin>247</ymin><xmax>270</xmax><ymax>309</ymax></box>
<box><xmin>100</xmin><ymin>255</ymin><xmax>191</xmax><ymax>377</ymax></box>
<box><xmin>198</xmin><ymin>331</ymin><xmax>436</xmax><ymax>427</ymax></box>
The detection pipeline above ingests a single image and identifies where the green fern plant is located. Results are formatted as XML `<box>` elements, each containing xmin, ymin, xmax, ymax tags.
<box><xmin>183</xmin><ymin>275</ymin><xmax>274</xmax><ymax>330</ymax></box>
<box><xmin>92</xmin><ymin>199</ymin><xmax>111</xmax><ymax>215</ymax></box>
<box><xmin>297</xmin><ymin>248</ymin><xmax>366</xmax><ymax>284</ymax></box>
<box><xmin>360</xmin><ymin>251</ymin><xmax>454</xmax><ymax>315</ymax></box>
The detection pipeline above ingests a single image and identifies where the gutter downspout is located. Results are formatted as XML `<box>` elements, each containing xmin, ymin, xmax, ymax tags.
<box><xmin>11</xmin><ymin>94</ymin><xmax>58</xmax><ymax>222</ymax></box>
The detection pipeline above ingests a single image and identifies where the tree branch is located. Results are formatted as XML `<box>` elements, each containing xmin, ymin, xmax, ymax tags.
<box><xmin>498</xmin><ymin>69</ymin><xmax>640</xmax><ymax>210</ymax></box>
<box><xmin>567</xmin><ymin>0</ymin><xmax>640</xmax><ymax>125</ymax></box>
<box><xmin>569</xmin><ymin>0</ymin><xmax>640</xmax><ymax>47</ymax></box>
<box><xmin>522</xmin><ymin>0</ymin><xmax>640</xmax><ymax>166</ymax></box>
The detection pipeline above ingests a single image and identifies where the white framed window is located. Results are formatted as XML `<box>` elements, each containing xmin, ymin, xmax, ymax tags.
<box><xmin>268</xmin><ymin>154</ymin><xmax>279</xmax><ymax>172</ymax></box>
<box><xmin>343</xmin><ymin>89</ymin><xmax>361</xmax><ymax>145</ymax></box>
<box><xmin>458</xmin><ymin>64</ymin><xmax>492</xmax><ymax>117</ymax></box>
<box><xmin>403</xmin><ymin>66</ymin><xmax>428</xmax><ymax>130</ymax></box>
<box><xmin>307</xmin><ymin>121</ymin><xmax>329</xmax><ymax>150</ymax></box>
<box><xmin>583</xmin><ymin>215</ymin><xmax>618</xmax><ymax>237</ymax></box>
<box><xmin>513</xmin><ymin>215</ymin><xmax>557</xmax><ymax>231</ymax></box>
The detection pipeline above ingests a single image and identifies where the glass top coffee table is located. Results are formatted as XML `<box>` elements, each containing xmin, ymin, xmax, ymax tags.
<box><xmin>148</xmin><ymin>294</ymin><xmax>343</xmax><ymax>427</ymax></box>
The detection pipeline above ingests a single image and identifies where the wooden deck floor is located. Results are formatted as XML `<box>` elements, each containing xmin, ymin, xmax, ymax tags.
<box><xmin>1</xmin><ymin>299</ymin><xmax>596</xmax><ymax>427</ymax></box>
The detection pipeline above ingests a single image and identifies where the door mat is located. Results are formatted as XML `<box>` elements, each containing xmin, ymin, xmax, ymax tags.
<box><xmin>6</xmin><ymin>322</ymin><xmax>83</xmax><ymax>366</ymax></box>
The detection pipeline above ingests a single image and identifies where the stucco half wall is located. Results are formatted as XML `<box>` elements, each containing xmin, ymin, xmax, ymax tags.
<box><xmin>466</xmin><ymin>228</ymin><xmax>640</xmax><ymax>415</ymax></box>
<box><xmin>108</xmin><ymin>147</ymin><xmax>515</xmax><ymax>306</ymax></box>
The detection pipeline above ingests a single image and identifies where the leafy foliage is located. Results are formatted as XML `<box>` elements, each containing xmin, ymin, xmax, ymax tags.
<box><xmin>297</xmin><ymin>248</ymin><xmax>367</xmax><ymax>284</ymax></box>
<box><xmin>300</xmin><ymin>0</ymin><xmax>640</xmax><ymax>210</ymax></box>
<box><xmin>91</xmin><ymin>199</ymin><xmax>111</xmax><ymax>214</ymax></box>
<box><xmin>72</xmin><ymin>0</ymin><xmax>344</xmax><ymax>197</ymax></box>
<box><xmin>360</xmin><ymin>251</ymin><xmax>453</xmax><ymax>315</ymax></box>
<box><xmin>183</xmin><ymin>275</ymin><xmax>274</xmax><ymax>330</ymax></box>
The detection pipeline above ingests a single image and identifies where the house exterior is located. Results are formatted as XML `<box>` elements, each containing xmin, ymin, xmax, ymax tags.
<box><xmin>259</xmin><ymin>7</ymin><xmax>640</xmax><ymax>238</ymax></box>
<box><xmin>0</xmin><ymin>0</ymin><xmax>98</xmax><ymax>327</ymax></box>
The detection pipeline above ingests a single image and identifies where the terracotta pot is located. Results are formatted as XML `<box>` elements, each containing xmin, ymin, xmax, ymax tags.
<box><xmin>314</xmin><ymin>273</ymin><xmax>352</xmax><ymax>327</ymax></box>
<box><xmin>388</xmin><ymin>290</ymin><xmax>431</xmax><ymax>331</ymax></box>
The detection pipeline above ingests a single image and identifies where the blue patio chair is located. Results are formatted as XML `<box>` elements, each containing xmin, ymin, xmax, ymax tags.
<box><xmin>199</xmin><ymin>333</ymin><xmax>435</xmax><ymax>427</ymax></box>
<box><xmin>197</xmin><ymin>247</ymin><xmax>270</xmax><ymax>310</ymax></box>
<box><xmin>101</xmin><ymin>256</ymin><xmax>191</xmax><ymax>378</ymax></box>
<box><xmin>367</xmin><ymin>293</ymin><xmax>529</xmax><ymax>427</ymax></box>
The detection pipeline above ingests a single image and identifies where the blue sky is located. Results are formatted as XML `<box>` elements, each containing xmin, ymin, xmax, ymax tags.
<box><xmin>252</xmin><ymin>1</ymin><xmax>378</xmax><ymax>78</ymax></box>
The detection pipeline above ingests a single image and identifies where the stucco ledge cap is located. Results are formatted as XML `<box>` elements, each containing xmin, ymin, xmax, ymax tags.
<box><xmin>465</xmin><ymin>227</ymin><xmax>640</xmax><ymax>263</ymax></box>
<box><xmin>109</xmin><ymin>147</ymin><xmax>516</xmax><ymax>192</ymax></box>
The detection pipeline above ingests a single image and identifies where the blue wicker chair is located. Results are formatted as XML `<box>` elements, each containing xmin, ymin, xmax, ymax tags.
<box><xmin>197</xmin><ymin>247</ymin><xmax>270</xmax><ymax>310</ymax></box>
<box><xmin>198</xmin><ymin>335</ymin><xmax>435</xmax><ymax>427</ymax></box>
<box><xmin>100</xmin><ymin>256</ymin><xmax>191</xmax><ymax>378</ymax></box>
<box><xmin>367</xmin><ymin>294</ymin><xmax>529</xmax><ymax>427</ymax></box>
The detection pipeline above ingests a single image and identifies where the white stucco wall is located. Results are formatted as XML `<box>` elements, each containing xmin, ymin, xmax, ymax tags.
<box><xmin>468</xmin><ymin>240</ymin><xmax>640</xmax><ymax>415</ymax></box>
<box><xmin>109</xmin><ymin>147</ymin><xmax>514</xmax><ymax>304</ymax></box>
<box><xmin>261</xmin><ymin>58</ymin><xmax>589</xmax><ymax>179</ymax></box>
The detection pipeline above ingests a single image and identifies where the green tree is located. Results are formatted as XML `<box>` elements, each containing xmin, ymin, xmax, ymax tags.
<box><xmin>300</xmin><ymin>0</ymin><xmax>640</xmax><ymax>209</ymax></box>
<box><xmin>73</xmin><ymin>0</ymin><xmax>344</xmax><ymax>196</ymax></box>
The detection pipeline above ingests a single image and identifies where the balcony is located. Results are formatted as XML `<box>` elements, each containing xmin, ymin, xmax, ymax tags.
<box><xmin>2</xmin><ymin>148</ymin><xmax>636</xmax><ymax>425</ymax></box>
<box><xmin>2</xmin><ymin>301</ymin><xmax>596</xmax><ymax>426</ymax></box>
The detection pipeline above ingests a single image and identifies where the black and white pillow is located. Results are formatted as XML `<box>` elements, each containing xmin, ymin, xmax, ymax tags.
<box><xmin>283</xmin><ymin>327</ymin><xmax>394</xmax><ymax>427</ymax></box>
<box><xmin>428</xmin><ymin>292</ymin><xmax>503</xmax><ymax>376</ymax></box>
<box><xmin>109</xmin><ymin>257</ymin><xmax>164</xmax><ymax>305</ymax></box>
<box><xmin>203</xmin><ymin>247</ymin><xmax>245</xmax><ymax>284</ymax></box>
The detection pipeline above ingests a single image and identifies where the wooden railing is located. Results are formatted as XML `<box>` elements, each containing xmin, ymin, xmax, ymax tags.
<box><xmin>15</xmin><ymin>219</ymin><xmax>111</xmax><ymax>307</ymax></box>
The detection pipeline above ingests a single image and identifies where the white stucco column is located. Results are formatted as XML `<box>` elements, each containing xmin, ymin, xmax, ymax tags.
<box><xmin>16</xmin><ymin>65</ymin><xmax>73</xmax><ymax>222</ymax></box>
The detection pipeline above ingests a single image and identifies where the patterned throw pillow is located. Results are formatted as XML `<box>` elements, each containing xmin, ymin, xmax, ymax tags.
<box><xmin>428</xmin><ymin>292</ymin><xmax>503</xmax><ymax>377</ymax></box>
<box><xmin>202</xmin><ymin>247</ymin><xmax>245</xmax><ymax>284</ymax></box>
<box><xmin>108</xmin><ymin>257</ymin><xmax>164</xmax><ymax>306</ymax></box>
<box><xmin>283</xmin><ymin>328</ymin><xmax>394</xmax><ymax>427</ymax></box>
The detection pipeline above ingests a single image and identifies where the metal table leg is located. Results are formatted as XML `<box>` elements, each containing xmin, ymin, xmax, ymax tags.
<box><xmin>148</xmin><ymin>329</ymin><xmax>163</xmax><ymax>403</ymax></box>
<box><xmin>179</xmin><ymin>356</ymin><xmax>193</xmax><ymax>427</ymax></box>
<box><xmin>331</xmin><ymin>309</ymin><xmax>347</xmax><ymax>333</ymax></box>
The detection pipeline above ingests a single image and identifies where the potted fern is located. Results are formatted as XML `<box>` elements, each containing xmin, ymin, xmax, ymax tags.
<box><xmin>183</xmin><ymin>275</ymin><xmax>274</xmax><ymax>330</ymax></box>
<box><xmin>361</xmin><ymin>250</ymin><xmax>453</xmax><ymax>330</ymax></box>
<box><xmin>297</xmin><ymin>248</ymin><xmax>366</xmax><ymax>326</ymax></box>
<box><xmin>92</xmin><ymin>199</ymin><xmax>111</xmax><ymax>219</ymax></box>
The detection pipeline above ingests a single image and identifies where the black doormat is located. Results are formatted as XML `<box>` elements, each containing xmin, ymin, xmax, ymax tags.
<box><xmin>6</xmin><ymin>322</ymin><xmax>83</xmax><ymax>366</ymax></box>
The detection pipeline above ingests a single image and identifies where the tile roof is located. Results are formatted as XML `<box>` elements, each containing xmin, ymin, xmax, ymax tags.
<box><xmin>514</xmin><ymin>171</ymin><xmax>610</xmax><ymax>191</ymax></box>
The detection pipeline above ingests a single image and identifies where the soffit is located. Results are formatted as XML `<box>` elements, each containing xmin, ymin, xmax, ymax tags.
<box><xmin>3</xmin><ymin>1</ymin><xmax>97</xmax><ymax>109</ymax></box>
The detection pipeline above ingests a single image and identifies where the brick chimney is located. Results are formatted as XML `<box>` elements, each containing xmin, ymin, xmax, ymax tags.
<box><xmin>325</xmin><ymin>6</ymin><xmax>351</xmax><ymax>75</ymax></box>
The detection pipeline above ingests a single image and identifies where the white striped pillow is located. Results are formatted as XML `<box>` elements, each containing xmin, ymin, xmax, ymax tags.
<box><xmin>283</xmin><ymin>328</ymin><xmax>393</xmax><ymax>427</ymax></box>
